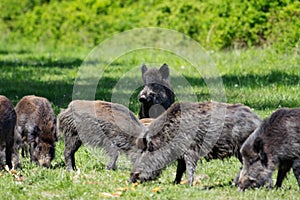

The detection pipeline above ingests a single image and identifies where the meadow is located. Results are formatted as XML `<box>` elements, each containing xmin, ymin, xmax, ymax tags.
<box><xmin>0</xmin><ymin>43</ymin><xmax>299</xmax><ymax>199</ymax></box>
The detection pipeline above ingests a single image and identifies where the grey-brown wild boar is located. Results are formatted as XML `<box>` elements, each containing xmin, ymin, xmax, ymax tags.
<box><xmin>130</xmin><ymin>101</ymin><xmax>261</xmax><ymax>186</ymax></box>
<box><xmin>0</xmin><ymin>95</ymin><xmax>16</xmax><ymax>169</ymax></box>
<box><xmin>58</xmin><ymin>100</ymin><xmax>145</xmax><ymax>171</ymax></box>
<box><xmin>238</xmin><ymin>108</ymin><xmax>300</xmax><ymax>191</ymax></box>
<box><xmin>138</xmin><ymin>64</ymin><xmax>175</xmax><ymax>119</ymax></box>
<box><xmin>15</xmin><ymin>95</ymin><xmax>56</xmax><ymax>168</ymax></box>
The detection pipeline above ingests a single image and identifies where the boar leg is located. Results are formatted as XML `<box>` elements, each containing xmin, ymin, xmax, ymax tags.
<box><xmin>64</xmin><ymin>133</ymin><xmax>82</xmax><ymax>171</ymax></box>
<box><xmin>292</xmin><ymin>160</ymin><xmax>300</xmax><ymax>188</ymax></box>
<box><xmin>15</xmin><ymin>128</ymin><xmax>28</xmax><ymax>158</ymax></box>
<box><xmin>29</xmin><ymin>142</ymin><xmax>37</xmax><ymax>163</ymax></box>
<box><xmin>232</xmin><ymin>169</ymin><xmax>242</xmax><ymax>186</ymax></box>
<box><xmin>26</xmin><ymin>126</ymin><xmax>37</xmax><ymax>162</ymax></box>
<box><xmin>106</xmin><ymin>149</ymin><xmax>119</xmax><ymax>170</ymax></box>
<box><xmin>184</xmin><ymin>153</ymin><xmax>198</xmax><ymax>186</ymax></box>
<box><xmin>174</xmin><ymin>158</ymin><xmax>186</xmax><ymax>184</ymax></box>
<box><xmin>5</xmin><ymin>135</ymin><xmax>13</xmax><ymax>169</ymax></box>
<box><xmin>21</xmin><ymin>142</ymin><xmax>29</xmax><ymax>158</ymax></box>
<box><xmin>276</xmin><ymin>160</ymin><xmax>293</xmax><ymax>188</ymax></box>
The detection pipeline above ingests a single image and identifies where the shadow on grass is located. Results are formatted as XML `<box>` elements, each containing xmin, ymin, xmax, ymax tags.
<box><xmin>184</xmin><ymin>70</ymin><xmax>300</xmax><ymax>88</ymax></box>
<box><xmin>1</xmin><ymin>58</ymin><xmax>299</xmax><ymax>113</ymax></box>
<box><xmin>0</xmin><ymin>59</ymin><xmax>83</xmax><ymax>69</ymax></box>
<box><xmin>0</xmin><ymin>79</ymin><xmax>74</xmax><ymax>111</ymax></box>
<box><xmin>0</xmin><ymin>57</ymin><xmax>125</xmax><ymax>69</ymax></box>
<box><xmin>0</xmin><ymin>49</ymin><xmax>31</xmax><ymax>55</ymax></box>
<box><xmin>0</xmin><ymin>77</ymin><xmax>121</xmax><ymax>108</ymax></box>
<box><xmin>200</xmin><ymin>181</ymin><xmax>233</xmax><ymax>190</ymax></box>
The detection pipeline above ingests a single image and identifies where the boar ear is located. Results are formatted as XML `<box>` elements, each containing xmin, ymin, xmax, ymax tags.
<box><xmin>259</xmin><ymin>151</ymin><xmax>268</xmax><ymax>167</ymax></box>
<box><xmin>253</xmin><ymin>137</ymin><xmax>263</xmax><ymax>154</ymax></box>
<box><xmin>141</xmin><ymin>64</ymin><xmax>147</xmax><ymax>75</ymax></box>
<box><xmin>159</xmin><ymin>64</ymin><xmax>169</xmax><ymax>79</ymax></box>
<box><xmin>253</xmin><ymin>137</ymin><xmax>268</xmax><ymax>167</ymax></box>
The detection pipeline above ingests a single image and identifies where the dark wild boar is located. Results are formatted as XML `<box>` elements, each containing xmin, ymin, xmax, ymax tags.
<box><xmin>131</xmin><ymin>101</ymin><xmax>261</xmax><ymax>186</ymax></box>
<box><xmin>15</xmin><ymin>95</ymin><xmax>56</xmax><ymax>168</ymax></box>
<box><xmin>238</xmin><ymin>108</ymin><xmax>300</xmax><ymax>190</ymax></box>
<box><xmin>58</xmin><ymin>100</ymin><xmax>145</xmax><ymax>171</ymax></box>
<box><xmin>0</xmin><ymin>95</ymin><xmax>16</xmax><ymax>169</ymax></box>
<box><xmin>138</xmin><ymin>64</ymin><xmax>175</xmax><ymax>119</ymax></box>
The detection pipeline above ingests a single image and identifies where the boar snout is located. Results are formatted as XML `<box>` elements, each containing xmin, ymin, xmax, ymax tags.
<box><xmin>38</xmin><ymin>155</ymin><xmax>51</xmax><ymax>168</ymax></box>
<box><xmin>34</xmin><ymin>143</ymin><xmax>55</xmax><ymax>168</ymax></box>
<box><xmin>138</xmin><ymin>94</ymin><xmax>148</xmax><ymax>103</ymax></box>
<box><xmin>130</xmin><ymin>172</ymin><xmax>140</xmax><ymax>183</ymax></box>
<box><xmin>238</xmin><ymin>172</ymin><xmax>273</xmax><ymax>191</ymax></box>
<box><xmin>138</xmin><ymin>91</ymin><xmax>156</xmax><ymax>103</ymax></box>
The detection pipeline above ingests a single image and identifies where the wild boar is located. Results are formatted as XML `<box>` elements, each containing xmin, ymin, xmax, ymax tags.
<box><xmin>130</xmin><ymin>101</ymin><xmax>261</xmax><ymax>186</ymax></box>
<box><xmin>15</xmin><ymin>95</ymin><xmax>56</xmax><ymax>168</ymax></box>
<box><xmin>138</xmin><ymin>64</ymin><xmax>175</xmax><ymax>119</ymax></box>
<box><xmin>0</xmin><ymin>95</ymin><xmax>16</xmax><ymax>169</ymax></box>
<box><xmin>238</xmin><ymin>108</ymin><xmax>300</xmax><ymax>190</ymax></box>
<box><xmin>58</xmin><ymin>100</ymin><xmax>145</xmax><ymax>171</ymax></box>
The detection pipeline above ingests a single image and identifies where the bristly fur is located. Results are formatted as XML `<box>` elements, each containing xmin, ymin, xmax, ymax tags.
<box><xmin>0</xmin><ymin>95</ymin><xmax>17</xmax><ymax>169</ymax></box>
<box><xmin>15</xmin><ymin>95</ymin><xmax>56</xmax><ymax>168</ymax></box>
<box><xmin>238</xmin><ymin>108</ymin><xmax>300</xmax><ymax>190</ymax></box>
<box><xmin>58</xmin><ymin>100</ymin><xmax>146</xmax><ymax>171</ymax></box>
<box><xmin>131</xmin><ymin>101</ymin><xmax>261</xmax><ymax>186</ymax></box>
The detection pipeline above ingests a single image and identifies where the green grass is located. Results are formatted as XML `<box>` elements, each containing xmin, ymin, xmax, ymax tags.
<box><xmin>0</xmin><ymin>44</ymin><xmax>299</xmax><ymax>199</ymax></box>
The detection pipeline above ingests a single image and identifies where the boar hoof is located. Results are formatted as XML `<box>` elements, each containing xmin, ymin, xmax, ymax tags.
<box><xmin>106</xmin><ymin>165</ymin><xmax>117</xmax><ymax>170</ymax></box>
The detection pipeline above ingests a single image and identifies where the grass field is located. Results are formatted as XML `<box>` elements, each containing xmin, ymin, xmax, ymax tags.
<box><xmin>0</xmin><ymin>44</ymin><xmax>299</xmax><ymax>199</ymax></box>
